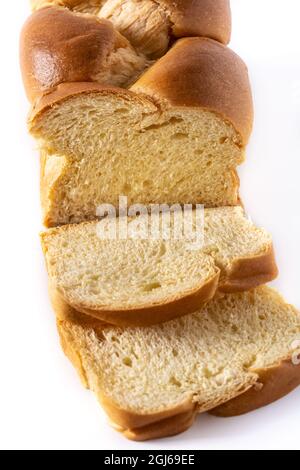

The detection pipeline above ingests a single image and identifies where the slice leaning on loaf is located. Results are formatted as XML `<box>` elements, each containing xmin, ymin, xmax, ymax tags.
<box><xmin>41</xmin><ymin>207</ymin><xmax>278</xmax><ymax>327</ymax></box>
<box><xmin>57</xmin><ymin>286</ymin><xmax>300</xmax><ymax>441</ymax></box>
<box><xmin>29</xmin><ymin>38</ymin><xmax>253</xmax><ymax>227</ymax></box>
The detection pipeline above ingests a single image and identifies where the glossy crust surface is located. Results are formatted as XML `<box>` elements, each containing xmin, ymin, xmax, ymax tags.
<box><xmin>29</xmin><ymin>37</ymin><xmax>253</xmax><ymax>149</ymax></box>
<box><xmin>50</xmin><ymin>272</ymin><xmax>221</xmax><ymax>327</ymax></box>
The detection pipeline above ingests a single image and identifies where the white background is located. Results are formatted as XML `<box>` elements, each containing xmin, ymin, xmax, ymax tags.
<box><xmin>0</xmin><ymin>0</ymin><xmax>299</xmax><ymax>450</ymax></box>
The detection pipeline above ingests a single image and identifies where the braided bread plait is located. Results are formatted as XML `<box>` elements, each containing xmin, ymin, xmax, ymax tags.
<box><xmin>30</xmin><ymin>0</ymin><xmax>232</xmax><ymax>54</ymax></box>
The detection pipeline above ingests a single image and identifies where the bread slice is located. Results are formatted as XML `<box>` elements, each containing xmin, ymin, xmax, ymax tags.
<box><xmin>24</xmin><ymin>1</ymin><xmax>231</xmax><ymax>104</ymax></box>
<box><xmin>57</xmin><ymin>286</ymin><xmax>300</xmax><ymax>440</ymax></box>
<box><xmin>30</xmin><ymin>1</ymin><xmax>232</xmax><ymax>50</ymax></box>
<box><xmin>29</xmin><ymin>38</ymin><xmax>253</xmax><ymax>226</ymax></box>
<box><xmin>41</xmin><ymin>206</ymin><xmax>278</xmax><ymax>326</ymax></box>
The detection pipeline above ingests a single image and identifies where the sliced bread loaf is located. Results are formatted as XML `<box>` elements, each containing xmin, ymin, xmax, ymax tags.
<box><xmin>57</xmin><ymin>286</ymin><xmax>300</xmax><ymax>440</ymax></box>
<box><xmin>29</xmin><ymin>38</ymin><xmax>253</xmax><ymax>226</ymax></box>
<box><xmin>41</xmin><ymin>207</ymin><xmax>277</xmax><ymax>326</ymax></box>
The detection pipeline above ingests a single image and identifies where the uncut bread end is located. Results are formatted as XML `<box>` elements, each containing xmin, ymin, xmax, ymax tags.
<box><xmin>30</xmin><ymin>39</ymin><xmax>253</xmax><ymax>227</ymax></box>
<box><xmin>41</xmin><ymin>207</ymin><xmax>277</xmax><ymax>326</ymax></box>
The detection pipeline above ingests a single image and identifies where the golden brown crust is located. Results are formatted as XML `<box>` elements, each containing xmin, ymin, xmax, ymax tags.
<box><xmin>211</xmin><ymin>359</ymin><xmax>300</xmax><ymax>417</ymax></box>
<box><xmin>31</xmin><ymin>1</ymin><xmax>104</xmax><ymax>12</ymax></box>
<box><xmin>132</xmin><ymin>38</ymin><xmax>253</xmax><ymax>145</ymax></box>
<box><xmin>29</xmin><ymin>81</ymin><xmax>145</xmax><ymax>126</ymax></box>
<box><xmin>50</xmin><ymin>283</ymin><xmax>111</xmax><ymax>328</ymax></box>
<box><xmin>29</xmin><ymin>38</ymin><xmax>253</xmax><ymax>152</ymax></box>
<box><xmin>219</xmin><ymin>245</ymin><xmax>279</xmax><ymax>293</ymax></box>
<box><xmin>95</xmin><ymin>380</ymin><xmax>254</xmax><ymax>438</ymax></box>
<box><xmin>31</xmin><ymin>0</ymin><xmax>231</xmax><ymax>45</ymax></box>
<box><xmin>43</xmin><ymin>214</ymin><xmax>278</xmax><ymax>327</ymax></box>
<box><xmin>20</xmin><ymin>7</ymin><xmax>133</xmax><ymax>103</ymax></box>
<box><xmin>162</xmin><ymin>0</ymin><xmax>231</xmax><ymax>45</ymax></box>
<box><xmin>51</xmin><ymin>272</ymin><xmax>221</xmax><ymax>327</ymax></box>
<box><xmin>46</xmin><ymin>230</ymin><xmax>278</xmax><ymax>327</ymax></box>
<box><xmin>79</xmin><ymin>274</ymin><xmax>220</xmax><ymax>326</ymax></box>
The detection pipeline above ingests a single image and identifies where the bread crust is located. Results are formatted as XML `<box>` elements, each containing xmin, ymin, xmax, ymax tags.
<box><xmin>132</xmin><ymin>38</ymin><xmax>253</xmax><ymax>145</ymax></box>
<box><xmin>30</xmin><ymin>0</ymin><xmax>231</xmax><ymax>45</ymax></box>
<box><xmin>23</xmin><ymin>0</ymin><xmax>299</xmax><ymax>444</ymax></box>
<box><xmin>210</xmin><ymin>359</ymin><xmax>300</xmax><ymax>417</ymax></box>
<box><xmin>50</xmin><ymin>271</ymin><xmax>221</xmax><ymax>327</ymax></box>
<box><xmin>20</xmin><ymin>7</ymin><xmax>142</xmax><ymax>103</ymax></box>
<box><xmin>121</xmin><ymin>410</ymin><xmax>197</xmax><ymax>441</ymax></box>
<box><xmin>101</xmin><ymin>382</ymin><xmax>254</xmax><ymax>440</ymax></box>
<box><xmin>161</xmin><ymin>0</ymin><xmax>231</xmax><ymax>45</ymax></box>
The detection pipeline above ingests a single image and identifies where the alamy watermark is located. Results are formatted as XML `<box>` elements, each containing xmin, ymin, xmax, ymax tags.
<box><xmin>96</xmin><ymin>196</ymin><xmax>205</xmax><ymax>250</ymax></box>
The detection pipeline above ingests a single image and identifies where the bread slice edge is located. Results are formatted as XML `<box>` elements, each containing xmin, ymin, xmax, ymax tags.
<box><xmin>46</xmin><ymin>241</ymin><xmax>278</xmax><ymax>327</ymax></box>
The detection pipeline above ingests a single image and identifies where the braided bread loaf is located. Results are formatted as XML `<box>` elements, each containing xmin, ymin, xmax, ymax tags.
<box><xmin>20</xmin><ymin>1</ymin><xmax>300</xmax><ymax>442</ymax></box>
